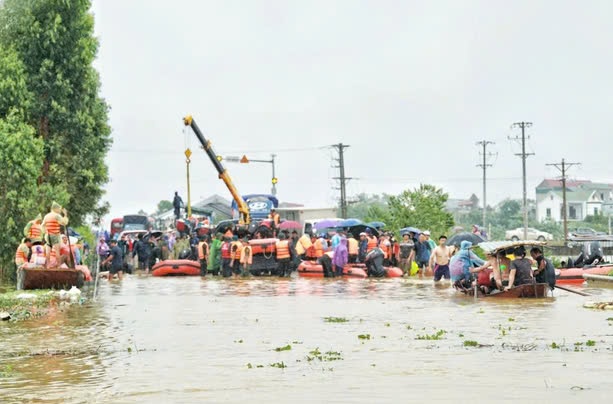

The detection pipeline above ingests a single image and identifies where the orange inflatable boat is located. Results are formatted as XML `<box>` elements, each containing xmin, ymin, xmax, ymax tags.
<box><xmin>556</xmin><ymin>265</ymin><xmax>613</xmax><ymax>284</ymax></box>
<box><xmin>249</xmin><ymin>238</ymin><xmax>278</xmax><ymax>276</ymax></box>
<box><xmin>151</xmin><ymin>259</ymin><xmax>201</xmax><ymax>276</ymax></box>
<box><xmin>297</xmin><ymin>261</ymin><xmax>403</xmax><ymax>278</ymax></box>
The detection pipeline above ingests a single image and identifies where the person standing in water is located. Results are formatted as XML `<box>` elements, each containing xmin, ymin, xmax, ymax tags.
<box><xmin>429</xmin><ymin>235</ymin><xmax>451</xmax><ymax>282</ymax></box>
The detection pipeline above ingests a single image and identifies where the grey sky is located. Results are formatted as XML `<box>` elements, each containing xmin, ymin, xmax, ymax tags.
<box><xmin>91</xmin><ymin>0</ymin><xmax>612</xmax><ymax>222</ymax></box>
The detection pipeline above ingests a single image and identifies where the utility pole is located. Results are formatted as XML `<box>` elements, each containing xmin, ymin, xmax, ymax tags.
<box><xmin>546</xmin><ymin>159</ymin><xmax>580</xmax><ymax>244</ymax></box>
<box><xmin>476</xmin><ymin>140</ymin><xmax>495</xmax><ymax>230</ymax></box>
<box><xmin>332</xmin><ymin>143</ymin><xmax>352</xmax><ymax>219</ymax></box>
<box><xmin>509</xmin><ymin>122</ymin><xmax>534</xmax><ymax>240</ymax></box>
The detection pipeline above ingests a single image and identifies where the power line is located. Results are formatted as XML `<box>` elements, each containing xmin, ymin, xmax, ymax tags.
<box><xmin>331</xmin><ymin>143</ymin><xmax>352</xmax><ymax>219</ymax></box>
<box><xmin>545</xmin><ymin>158</ymin><xmax>581</xmax><ymax>244</ymax></box>
<box><xmin>509</xmin><ymin>121</ymin><xmax>534</xmax><ymax>240</ymax></box>
<box><xmin>476</xmin><ymin>140</ymin><xmax>496</xmax><ymax>229</ymax></box>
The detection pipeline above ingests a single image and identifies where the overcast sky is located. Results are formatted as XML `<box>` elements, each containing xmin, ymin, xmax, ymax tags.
<box><xmin>91</xmin><ymin>0</ymin><xmax>612</xmax><ymax>223</ymax></box>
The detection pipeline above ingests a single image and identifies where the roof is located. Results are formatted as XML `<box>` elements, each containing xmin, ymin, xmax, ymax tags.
<box><xmin>478</xmin><ymin>240</ymin><xmax>546</xmax><ymax>254</ymax></box>
<box><xmin>537</xmin><ymin>179</ymin><xmax>592</xmax><ymax>190</ymax></box>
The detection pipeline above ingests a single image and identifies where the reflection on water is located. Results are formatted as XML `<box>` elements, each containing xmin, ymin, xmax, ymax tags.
<box><xmin>1</xmin><ymin>276</ymin><xmax>612</xmax><ymax>403</ymax></box>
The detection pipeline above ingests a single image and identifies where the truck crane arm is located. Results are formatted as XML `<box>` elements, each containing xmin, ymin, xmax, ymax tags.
<box><xmin>183</xmin><ymin>115</ymin><xmax>251</xmax><ymax>225</ymax></box>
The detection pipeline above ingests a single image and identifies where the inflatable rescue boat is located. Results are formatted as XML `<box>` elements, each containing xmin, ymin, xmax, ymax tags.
<box><xmin>151</xmin><ymin>259</ymin><xmax>201</xmax><ymax>276</ymax></box>
<box><xmin>297</xmin><ymin>261</ymin><xmax>402</xmax><ymax>278</ymax></box>
<box><xmin>555</xmin><ymin>265</ymin><xmax>613</xmax><ymax>285</ymax></box>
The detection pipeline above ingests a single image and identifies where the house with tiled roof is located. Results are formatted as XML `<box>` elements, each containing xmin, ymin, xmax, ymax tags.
<box><xmin>535</xmin><ymin>179</ymin><xmax>613</xmax><ymax>222</ymax></box>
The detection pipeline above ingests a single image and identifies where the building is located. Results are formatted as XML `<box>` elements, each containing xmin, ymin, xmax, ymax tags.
<box><xmin>153</xmin><ymin>194</ymin><xmax>232</xmax><ymax>229</ymax></box>
<box><xmin>446</xmin><ymin>194</ymin><xmax>480</xmax><ymax>212</ymax></box>
<box><xmin>535</xmin><ymin>179</ymin><xmax>613</xmax><ymax>222</ymax></box>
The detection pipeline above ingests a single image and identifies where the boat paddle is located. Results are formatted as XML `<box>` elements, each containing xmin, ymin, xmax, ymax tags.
<box><xmin>554</xmin><ymin>285</ymin><xmax>590</xmax><ymax>297</ymax></box>
<box><xmin>62</xmin><ymin>209</ymin><xmax>76</xmax><ymax>269</ymax></box>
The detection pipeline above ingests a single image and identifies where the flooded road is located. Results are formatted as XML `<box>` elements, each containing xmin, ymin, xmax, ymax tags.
<box><xmin>1</xmin><ymin>276</ymin><xmax>612</xmax><ymax>403</ymax></box>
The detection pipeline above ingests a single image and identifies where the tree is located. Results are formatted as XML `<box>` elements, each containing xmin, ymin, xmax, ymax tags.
<box><xmin>0</xmin><ymin>114</ymin><xmax>44</xmax><ymax>279</ymax></box>
<box><xmin>0</xmin><ymin>0</ymin><xmax>112</xmax><ymax>226</ymax></box>
<box><xmin>155</xmin><ymin>200</ymin><xmax>173</xmax><ymax>215</ymax></box>
<box><xmin>368</xmin><ymin>184</ymin><xmax>455</xmax><ymax>237</ymax></box>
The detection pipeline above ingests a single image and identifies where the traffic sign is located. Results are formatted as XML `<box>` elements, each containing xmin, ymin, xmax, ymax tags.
<box><xmin>225</xmin><ymin>156</ymin><xmax>240</xmax><ymax>162</ymax></box>
<box><xmin>184</xmin><ymin>148</ymin><xmax>192</xmax><ymax>159</ymax></box>
<box><xmin>240</xmin><ymin>155</ymin><xmax>249</xmax><ymax>163</ymax></box>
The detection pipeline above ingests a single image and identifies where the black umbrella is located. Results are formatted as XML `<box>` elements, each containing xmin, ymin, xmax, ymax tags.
<box><xmin>346</xmin><ymin>224</ymin><xmax>380</xmax><ymax>238</ymax></box>
<box><xmin>446</xmin><ymin>232</ymin><xmax>484</xmax><ymax>247</ymax></box>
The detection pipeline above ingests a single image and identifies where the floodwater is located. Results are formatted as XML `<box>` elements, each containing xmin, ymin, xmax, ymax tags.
<box><xmin>1</xmin><ymin>276</ymin><xmax>612</xmax><ymax>403</ymax></box>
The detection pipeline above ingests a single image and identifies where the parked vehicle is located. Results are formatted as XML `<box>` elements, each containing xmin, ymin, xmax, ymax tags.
<box><xmin>568</xmin><ymin>227</ymin><xmax>607</xmax><ymax>238</ymax></box>
<box><xmin>504</xmin><ymin>227</ymin><xmax>553</xmax><ymax>241</ymax></box>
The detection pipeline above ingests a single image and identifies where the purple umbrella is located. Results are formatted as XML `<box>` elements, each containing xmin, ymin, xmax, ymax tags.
<box><xmin>314</xmin><ymin>219</ymin><xmax>342</xmax><ymax>231</ymax></box>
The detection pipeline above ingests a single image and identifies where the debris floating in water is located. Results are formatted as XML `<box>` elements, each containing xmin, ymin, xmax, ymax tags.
<box><xmin>583</xmin><ymin>301</ymin><xmax>613</xmax><ymax>310</ymax></box>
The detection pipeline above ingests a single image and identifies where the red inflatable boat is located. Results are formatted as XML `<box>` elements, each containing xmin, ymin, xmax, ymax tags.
<box><xmin>297</xmin><ymin>261</ymin><xmax>403</xmax><ymax>278</ymax></box>
<box><xmin>556</xmin><ymin>265</ymin><xmax>613</xmax><ymax>285</ymax></box>
<box><xmin>151</xmin><ymin>259</ymin><xmax>201</xmax><ymax>276</ymax></box>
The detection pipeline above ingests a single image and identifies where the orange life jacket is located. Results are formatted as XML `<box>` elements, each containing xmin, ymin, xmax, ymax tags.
<box><xmin>15</xmin><ymin>244</ymin><xmax>28</xmax><ymax>266</ymax></box>
<box><xmin>27</xmin><ymin>221</ymin><xmax>42</xmax><ymax>239</ymax></box>
<box><xmin>296</xmin><ymin>234</ymin><xmax>312</xmax><ymax>255</ymax></box>
<box><xmin>43</xmin><ymin>212</ymin><xmax>61</xmax><ymax>235</ymax></box>
<box><xmin>313</xmin><ymin>239</ymin><xmax>325</xmax><ymax>258</ymax></box>
<box><xmin>380</xmin><ymin>241</ymin><xmax>391</xmax><ymax>259</ymax></box>
<box><xmin>231</xmin><ymin>241</ymin><xmax>242</xmax><ymax>260</ymax></box>
<box><xmin>269</xmin><ymin>213</ymin><xmax>280</xmax><ymax>226</ymax></box>
<box><xmin>240</xmin><ymin>245</ymin><xmax>253</xmax><ymax>265</ymax></box>
<box><xmin>221</xmin><ymin>241</ymin><xmax>232</xmax><ymax>259</ymax></box>
<box><xmin>367</xmin><ymin>236</ymin><xmax>378</xmax><ymax>252</ymax></box>
<box><xmin>348</xmin><ymin>238</ymin><xmax>359</xmax><ymax>255</ymax></box>
<box><xmin>198</xmin><ymin>241</ymin><xmax>209</xmax><ymax>260</ymax></box>
<box><xmin>276</xmin><ymin>240</ymin><xmax>290</xmax><ymax>259</ymax></box>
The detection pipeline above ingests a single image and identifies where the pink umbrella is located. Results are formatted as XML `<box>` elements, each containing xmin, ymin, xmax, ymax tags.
<box><xmin>279</xmin><ymin>220</ymin><xmax>302</xmax><ymax>230</ymax></box>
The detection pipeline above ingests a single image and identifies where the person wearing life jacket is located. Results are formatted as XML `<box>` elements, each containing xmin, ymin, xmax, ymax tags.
<box><xmin>366</xmin><ymin>230</ymin><xmax>378</xmax><ymax>253</ymax></box>
<box><xmin>220</xmin><ymin>236</ymin><xmax>233</xmax><ymax>278</ymax></box>
<box><xmin>23</xmin><ymin>214</ymin><xmax>43</xmax><ymax>243</ymax></box>
<box><xmin>230</xmin><ymin>235</ymin><xmax>243</xmax><ymax>277</ymax></box>
<box><xmin>42</xmin><ymin>202</ymin><xmax>68</xmax><ymax>269</ymax></box>
<box><xmin>313</xmin><ymin>234</ymin><xmax>328</xmax><ymax>258</ymax></box>
<box><xmin>379</xmin><ymin>234</ymin><xmax>392</xmax><ymax>266</ymax></box>
<box><xmin>347</xmin><ymin>234</ymin><xmax>359</xmax><ymax>263</ymax></box>
<box><xmin>15</xmin><ymin>238</ymin><xmax>32</xmax><ymax>270</ymax></box>
<box><xmin>275</xmin><ymin>233</ymin><xmax>292</xmax><ymax>277</ymax></box>
<box><xmin>268</xmin><ymin>208</ymin><xmax>280</xmax><ymax>236</ymax></box>
<box><xmin>296</xmin><ymin>232</ymin><xmax>313</xmax><ymax>260</ymax></box>
<box><xmin>198</xmin><ymin>236</ymin><xmax>209</xmax><ymax>276</ymax></box>
<box><xmin>239</xmin><ymin>237</ymin><xmax>252</xmax><ymax>277</ymax></box>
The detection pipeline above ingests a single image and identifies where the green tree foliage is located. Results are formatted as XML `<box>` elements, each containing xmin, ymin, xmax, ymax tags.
<box><xmin>0</xmin><ymin>0</ymin><xmax>112</xmax><ymax>225</ymax></box>
<box><xmin>155</xmin><ymin>200</ymin><xmax>173</xmax><ymax>215</ymax></box>
<box><xmin>0</xmin><ymin>45</ymin><xmax>32</xmax><ymax>117</ymax></box>
<box><xmin>0</xmin><ymin>114</ymin><xmax>44</xmax><ymax>280</ymax></box>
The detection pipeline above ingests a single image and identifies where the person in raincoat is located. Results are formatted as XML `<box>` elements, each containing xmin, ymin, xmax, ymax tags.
<box><xmin>332</xmin><ymin>236</ymin><xmax>349</xmax><ymax>277</ymax></box>
<box><xmin>207</xmin><ymin>233</ymin><xmax>223</xmax><ymax>276</ymax></box>
<box><xmin>449</xmin><ymin>240</ymin><xmax>486</xmax><ymax>290</ymax></box>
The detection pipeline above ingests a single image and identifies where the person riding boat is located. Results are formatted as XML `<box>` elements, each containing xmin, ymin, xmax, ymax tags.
<box><xmin>450</xmin><ymin>240</ymin><xmax>485</xmax><ymax>291</ymax></box>
<box><xmin>505</xmin><ymin>246</ymin><xmax>534</xmax><ymax>290</ymax></box>
<box><xmin>15</xmin><ymin>238</ymin><xmax>32</xmax><ymax>269</ymax></box>
<box><xmin>530</xmin><ymin>247</ymin><xmax>556</xmax><ymax>290</ymax></box>
<box><xmin>23</xmin><ymin>214</ymin><xmax>43</xmax><ymax>242</ymax></box>
<box><xmin>42</xmin><ymin>202</ymin><xmax>69</xmax><ymax>269</ymax></box>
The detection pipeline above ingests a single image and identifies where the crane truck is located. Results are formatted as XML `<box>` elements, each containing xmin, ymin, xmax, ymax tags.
<box><xmin>183</xmin><ymin>115</ymin><xmax>251</xmax><ymax>226</ymax></box>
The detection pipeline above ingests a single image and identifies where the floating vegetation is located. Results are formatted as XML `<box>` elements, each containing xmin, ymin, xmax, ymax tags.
<box><xmin>586</xmin><ymin>340</ymin><xmax>596</xmax><ymax>347</ymax></box>
<box><xmin>0</xmin><ymin>364</ymin><xmax>14</xmax><ymax>377</ymax></box>
<box><xmin>270</xmin><ymin>361</ymin><xmax>287</xmax><ymax>368</ymax></box>
<box><xmin>406</xmin><ymin>325</ymin><xmax>412</xmax><ymax>330</ymax></box>
<box><xmin>501</xmin><ymin>343</ymin><xmax>537</xmax><ymax>351</ymax></box>
<box><xmin>274</xmin><ymin>344</ymin><xmax>292</xmax><ymax>352</ymax></box>
<box><xmin>463</xmin><ymin>340</ymin><xmax>479</xmax><ymax>347</ymax></box>
<box><xmin>246</xmin><ymin>363</ymin><xmax>253</xmax><ymax>369</ymax></box>
<box><xmin>324</xmin><ymin>317</ymin><xmax>349</xmax><ymax>323</ymax></box>
<box><xmin>358</xmin><ymin>334</ymin><xmax>371</xmax><ymax>340</ymax></box>
<box><xmin>292</xmin><ymin>341</ymin><xmax>303</xmax><ymax>344</ymax></box>
<box><xmin>385</xmin><ymin>322</ymin><xmax>391</xmax><ymax>327</ymax></box>
<box><xmin>550</xmin><ymin>342</ymin><xmax>560</xmax><ymax>349</ymax></box>
<box><xmin>458</xmin><ymin>333</ymin><xmax>465</xmax><ymax>338</ymax></box>
<box><xmin>508</xmin><ymin>318</ymin><xmax>515</xmax><ymax>322</ymax></box>
<box><xmin>416</xmin><ymin>330</ymin><xmax>446</xmax><ymax>340</ymax></box>
<box><xmin>306</xmin><ymin>348</ymin><xmax>343</xmax><ymax>362</ymax></box>
<box><xmin>234</xmin><ymin>339</ymin><xmax>244</xmax><ymax>344</ymax></box>
<box><xmin>583</xmin><ymin>301</ymin><xmax>613</xmax><ymax>310</ymax></box>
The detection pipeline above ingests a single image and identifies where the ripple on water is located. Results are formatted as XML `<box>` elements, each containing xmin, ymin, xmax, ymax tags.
<box><xmin>1</xmin><ymin>276</ymin><xmax>612</xmax><ymax>403</ymax></box>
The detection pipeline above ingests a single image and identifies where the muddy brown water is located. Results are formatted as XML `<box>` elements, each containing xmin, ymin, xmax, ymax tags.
<box><xmin>1</xmin><ymin>276</ymin><xmax>612</xmax><ymax>403</ymax></box>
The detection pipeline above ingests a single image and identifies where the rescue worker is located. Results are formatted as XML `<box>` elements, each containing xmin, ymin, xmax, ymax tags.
<box><xmin>398</xmin><ymin>233</ymin><xmax>414</xmax><ymax>275</ymax></box>
<box><xmin>230</xmin><ymin>235</ymin><xmax>243</xmax><ymax>277</ymax></box>
<box><xmin>42</xmin><ymin>202</ymin><xmax>68</xmax><ymax>269</ymax></box>
<box><xmin>364</xmin><ymin>247</ymin><xmax>386</xmax><ymax>277</ymax></box>
<box><xmin>296</xmin><ymin>232</ymin><xmax>313</xmax><ymax>260</ymax></box>
<box><xmin>220</xmin><ymin>236</ymin><xmax>233</xmax><ymax>278</ymax></box>
<box><xmin>173</xmin><ymin>191</ymin><xmax>184</xmax><ymax>220</ymax></box>
<box><xmin>268</xmin><ymin>208</ymin><xmax>280</xmax><ymax>236</ymax></box>
<box><xmin>275</xmin><ymin>233</ymin><xmax>291</xmax><ymax>277</ymax></box>
<box><xmin>313</xmin><ymin>234</ymin><xmax>327</xmax><ymax>259</ymax></box>
<box><xmin>530</xmin><ymin>247</ymin><xmax>556</xmax><ymax>291</ymax></box>
<box><xmin>347</xmin><ymin>233</ymin><xmax>359</xmax><ymax>263</ymax></box>
<box><xmin>366</xmin><ymin>231</ymin><xmax>378</xmax><ymax>253</ymax></box>
<box><xmin>15</xmin><ymin>238</ymin><xmax>32</xmax><ymax>269</ymax></box>
<box><xmin>132</xmin><ymin>234</ymin><xmax>151</xmax><ymax>273</ymax></box>
<box><xmin>358</xmin><ymin>232</ymin><xmax>368</xmax><ymax>262</ymax></box>
<box><xmin>379</xmin><ymin>233</ymin><xmax>392</xmax><ymax>266</ymax></box>
<box><xmin>23</xmin><ymin>214</ymin><xmax>43</xmax><ymax>242</ymax></box>
<box><xmin>198</xmin><ymin>236</ymin><xmax>209</xmax><ymax>276</ymax></box>
<box><xmin>239</xmin><ymin>237</ymin><xmax>252</xmax><ymax>277</ymax></box>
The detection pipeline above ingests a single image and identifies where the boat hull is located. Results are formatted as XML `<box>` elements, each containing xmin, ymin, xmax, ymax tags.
<box><xmin>151</xmin><ymin>260</ymin><xmax>201</xmax><ymax>276</ymax></box>
<box><xmin>297</xmin><ymin>261</ymin><xmax>402</xmax><ymax>279</ymax></box>
<box><xmin>17</xmin><ymin>266</ymin><xmax>87</xmax><ymax>290</ymax></box>
<box><xmin>460</xmin><ymin>283</ymin><xmax>549</xmax><ymax>298</ymax></box>
<box><xmin>556</xmin><ymin>265</ymin><xmax>613</xmax><ymax>285</ymax></box>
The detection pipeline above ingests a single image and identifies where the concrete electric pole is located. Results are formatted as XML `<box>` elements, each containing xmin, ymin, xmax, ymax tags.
<box><xmin>509</xmin><ymin>122</ymin><xmax>534</xmax><ymax>240</ymax></box>
<box><xmin>332</xmin><ymin>143</ymin><xmax>352</xmax><ymax>219</ymax></box>
<box><xmin>545</xmin><ymin>159</ymin><xmax>581</xmax><ymax>244</ymax></box>
<box><xmin>476</xmin><ymin>140</ymin><xmax>496</xmax><ymax>231</ymax></box>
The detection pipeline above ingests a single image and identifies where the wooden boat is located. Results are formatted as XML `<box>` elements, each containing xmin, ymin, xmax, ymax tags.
<box><xmin>556</xmin><ymin>265</ymin><xmax>613</xmax><ymax>285</ymax></box>
<box><xmin>297</xmin><ymin>261</ymin><xmax>402</xmax><ymax>279</ymax></box>
<box><xmin>151</xmin><ymin>259</ymin><xmax>201</xmax><ymax>276</ymax></box>
<box><xmin>460</xmin><ymin>283</ymin><xmax>549</xmax><ymax>298</ymax></box>
<box><xmin>17</xmin><ymin>265</ymin><xmax>89</xmax><ymax>290</ymax></box>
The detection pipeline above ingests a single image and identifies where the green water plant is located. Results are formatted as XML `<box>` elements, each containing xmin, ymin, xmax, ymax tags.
<box><xmin>324</xmin><ymin>317</ymin><xmax>349</xmax><ymax>323</ymax></box>
<box><xmin>358</xmin><ymin>334</ymin><xmax>371</xmax><ymax>340</ymax></box>
<box><xmin>274</xmin><ymin>344</ymin><xmax>292</xmax><ymax>352</ymax></box>
<box><xmin>463</xmin><ymin>340</ymin><xmax>479</xmax><ymax>347</ymax></box>
<box><xmin>416</xmin><ymin>330</ymin><xmax>446</xmax><ymax>340</ymax></box>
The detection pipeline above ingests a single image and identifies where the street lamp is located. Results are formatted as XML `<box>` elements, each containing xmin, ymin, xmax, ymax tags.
<box><xmin>224</xmin><ymin>154</ymin><xmax>278</xmax><ymax>196</ymax></box>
